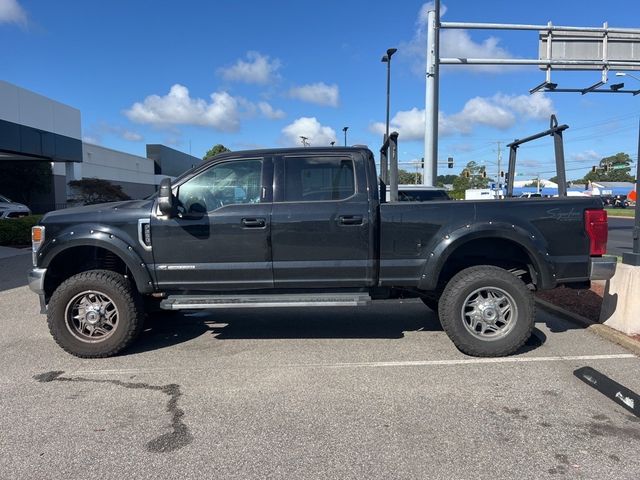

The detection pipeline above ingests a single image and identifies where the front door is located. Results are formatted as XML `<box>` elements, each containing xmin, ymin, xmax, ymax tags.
<box><xmin>151</xmin><ymin>157</ymin><xmax>273</xmax><ymax>291</ymax></box>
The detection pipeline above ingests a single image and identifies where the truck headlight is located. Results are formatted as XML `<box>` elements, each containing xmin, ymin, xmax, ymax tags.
<box><xmin>31</xmin><ymin>226</ymin><xmax>45</xmax><ymax>266</ymax></box>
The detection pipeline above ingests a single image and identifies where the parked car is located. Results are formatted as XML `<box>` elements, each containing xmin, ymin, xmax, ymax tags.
<box><xmin>0</xmin><ymin>195</ymin><xmax>31</xmax><ymax>219</ymax></box>
<box><xmin>386</xmin><ymin>185</ymin><xmax>451</xmax><ymax>202</ymax></box>
<box><xmin>519</xmin><ymin>192</ymin><xmax>542</xmax><ymax>198</ymax></box>
<box><xmin>29</xmin><ymin>147</ymin><xmax>615</xmax><ymax>359</ymax></box>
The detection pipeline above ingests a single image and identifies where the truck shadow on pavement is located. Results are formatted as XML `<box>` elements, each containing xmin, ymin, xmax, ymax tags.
<box><xmin>129</xmin><ymin>300</ymin><xmax>546</xmax><ymax>355</ymax></box>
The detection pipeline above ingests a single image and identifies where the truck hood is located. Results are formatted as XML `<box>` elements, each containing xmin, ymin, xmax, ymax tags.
<box><xmin>41</xmin><ymin>199</ymin><xmax>154</xmax><ymax>225</ymax></box>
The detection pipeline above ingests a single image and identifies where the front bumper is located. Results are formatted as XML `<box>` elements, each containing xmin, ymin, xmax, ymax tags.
<box><xmin>28</xmin><ymin>268</ymin><xmax>47</xmax><ymax>313</ymax></box>
<box><xmin>589</xmin><ymin>256</ymin><xmax>617</xmax><ymax>281</ymax></box>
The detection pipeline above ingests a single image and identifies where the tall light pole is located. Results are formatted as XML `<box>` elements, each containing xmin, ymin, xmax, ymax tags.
<box><xmin>381</xmin><ymin>48</ymin><xmax>398</xmax><ymax>143</ymax></box>
<box><xmin>342</xmin><ymin>126</ymin><xmax>349</xmax><ymax>146</ymax></box>
<box><xmin>616</xmin><ymin>72</ymin><xmax>640</xmax><ymax>265</ymax></box>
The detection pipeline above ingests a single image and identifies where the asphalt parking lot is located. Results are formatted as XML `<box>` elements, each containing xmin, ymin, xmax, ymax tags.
<box><xmin>607</xmin><ymin>216</ymin><xmax>634</xmax><ymax>257</ymax></box>
<box><xmin>1</xmin><ymin>253</ymin><xmax>640</xmax><ymax>480</ymax></box>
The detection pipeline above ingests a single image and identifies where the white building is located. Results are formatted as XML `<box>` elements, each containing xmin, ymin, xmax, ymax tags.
<box><xmin>0</xmin><ymin>80</ymin><xmax>199</xmax><ymax>212</ymax></box>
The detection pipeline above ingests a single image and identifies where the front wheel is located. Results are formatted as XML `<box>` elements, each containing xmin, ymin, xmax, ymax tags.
<box><xmin>47</xmin><ymin>270</ymin><xmax>144</xmax><ymax>358</ymax></box>
<box><xmin>438</xmin><ymin>265</ymin><xmax>535</xmax><ymax>357</ymax></box>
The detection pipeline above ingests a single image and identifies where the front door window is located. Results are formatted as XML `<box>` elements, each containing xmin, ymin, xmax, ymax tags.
<box><xmin>176</xmin><ymin>159</ymin><xmax>262</xmax><ymax>214</ymax></box>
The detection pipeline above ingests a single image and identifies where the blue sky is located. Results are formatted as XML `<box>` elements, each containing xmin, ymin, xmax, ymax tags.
<box><xmin>2</xmin><ymin>0</ymin><xmax>640</xmax><ymax>180</ymax></box>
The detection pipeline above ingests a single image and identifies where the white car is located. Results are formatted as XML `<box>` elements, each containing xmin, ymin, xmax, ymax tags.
<box><xmin>0</xmin><ymin>195</ymin><xmax>31</xmax><ymax>219</ymax></box>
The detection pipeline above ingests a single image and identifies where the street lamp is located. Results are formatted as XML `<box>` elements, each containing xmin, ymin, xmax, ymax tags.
<box><xmin>342</xmin><ymin>126</ymin><xmax>349</xmax><ymax>146</ymax></box>
<box><xmin>381</xmin><ymin>48</ymin><xmax>398</xmax><ymax>144</ymax></box>
<box><xmin>615</xmin><ymin>72</ymin><xmax>640</xmax><ymax>265</ymax></box>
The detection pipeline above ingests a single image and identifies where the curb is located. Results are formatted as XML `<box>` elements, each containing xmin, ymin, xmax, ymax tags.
<box><xmin>535</xmin><ymin>298</ymin><xmax>640</xmax><ymax>356</ymax></box>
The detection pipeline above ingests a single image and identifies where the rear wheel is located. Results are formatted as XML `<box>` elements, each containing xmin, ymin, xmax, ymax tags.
<box><xmin>439</xmin><ymin>265</ymin><xmax>534</xmax><ymax>357</ymax></box>
<box><xmin>47</xmin><ymin>270</ymin><xmax>144</xmax><ymax>358</ymax></box>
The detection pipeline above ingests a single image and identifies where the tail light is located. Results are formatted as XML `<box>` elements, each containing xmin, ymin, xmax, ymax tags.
<box><xmin>585</xmin><ymin>209</ymin><xmax>607</xmax><ymax>256</ymax></box>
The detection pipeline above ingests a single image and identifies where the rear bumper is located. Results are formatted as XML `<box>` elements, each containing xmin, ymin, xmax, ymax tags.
<box><xmin>589</xmin><ymin>256</ymin><xmax>617</xmax><ymax>281</ymax></box>
<box><xmin>28</xmin><ymin>268</ymin><xmax>47</xmax><ymax>314</ymax></box>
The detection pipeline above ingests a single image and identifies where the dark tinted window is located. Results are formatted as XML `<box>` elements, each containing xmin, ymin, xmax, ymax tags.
<box><xmin>398</xmin><ymin>189</ymin><xmax>450</xmax><ymax>202</ymax></box>
<box><xmin>283</xmin><ymin>157</ymin><xmax>355</xmax><ymax>202</ymax></box>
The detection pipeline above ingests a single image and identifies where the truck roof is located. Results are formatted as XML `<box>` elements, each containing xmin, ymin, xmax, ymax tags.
<box><xmin>204</xmin><ymin>146</ymin><xmax>372</xmax><ymax>163</ymax></box>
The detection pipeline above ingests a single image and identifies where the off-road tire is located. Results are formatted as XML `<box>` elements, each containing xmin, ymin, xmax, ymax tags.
<box><xmin>438</xmin><ymin>265</ymin><xmax>535</xmax><ymax>357</ymax></box>
<box><xmin>47</xmin><ymin>270</ymin><xmax>144</xmax><ymax>358</ymax></box>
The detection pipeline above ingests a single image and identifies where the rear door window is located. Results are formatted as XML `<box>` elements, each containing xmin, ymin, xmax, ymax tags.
<box><xmin>282</xmin><ymin>157</ymin><xmax>355</xmax><ymax>202</ymax></box>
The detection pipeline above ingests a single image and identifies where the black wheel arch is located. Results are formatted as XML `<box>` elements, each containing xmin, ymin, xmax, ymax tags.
<box><xmin>417</xmin><ymin>224</ymin><xmax>554</xmax><ymax>292</ymax></box>
<box><xmin>39</xmin><ymin>229</ymin><xmax>154</xmax><ymax>300</ymax></box>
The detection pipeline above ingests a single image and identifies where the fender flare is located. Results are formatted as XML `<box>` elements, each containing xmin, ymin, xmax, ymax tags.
<box><xmin>417</xmin><ymin>222</ymin><xmax>554</xmax><ymax>291</ymax></box>
<box><xmin>39</xmin><ymin>227</ymin><xmax>154</xmax><ymax>294</ymax></box>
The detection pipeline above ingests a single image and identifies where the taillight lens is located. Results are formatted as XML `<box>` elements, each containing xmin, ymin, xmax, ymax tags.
<box><xmin>585</xmin><ymin>209</ymin><xmax>607</xmax><ymax>256</ymax></box>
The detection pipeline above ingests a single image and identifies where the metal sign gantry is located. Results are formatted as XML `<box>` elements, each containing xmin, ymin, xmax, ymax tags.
<box><xmin>422</xmin><ymin>0</ymin><xmax>640</xmax><ymax>186</ymax></box>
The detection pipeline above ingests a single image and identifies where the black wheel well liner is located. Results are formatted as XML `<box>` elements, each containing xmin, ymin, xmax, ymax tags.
<box><xmin>43</xmin><ymin>246</ymin><xmax>134</xmax><ymax>301</ymax></box>
<box><xmin>435</xmin><ymin>237</ymin><xmax>542</xmax><ymax>290</ymax></box>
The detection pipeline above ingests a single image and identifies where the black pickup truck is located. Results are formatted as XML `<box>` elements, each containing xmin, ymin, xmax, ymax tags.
<box><xmin>29</xmin><ymin>147</ymin><xmax>615</xmax><ymax>358</ymax></box>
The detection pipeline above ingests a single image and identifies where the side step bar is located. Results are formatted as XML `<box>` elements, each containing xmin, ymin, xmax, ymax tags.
<box><xmin>159</xmin><ymin>293</ymin><xmax>371</xmax><ymax>310</ymax></box>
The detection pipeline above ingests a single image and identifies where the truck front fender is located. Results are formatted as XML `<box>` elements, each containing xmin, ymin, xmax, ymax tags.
<box><xmin>38</xmin><ymin>225</ymin><xmax>154</xmax><ymax>294</ymax></box>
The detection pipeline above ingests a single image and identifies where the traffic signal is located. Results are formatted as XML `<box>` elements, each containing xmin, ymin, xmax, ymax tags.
<box><xmin>482</xmin><ymin>171</ymin><xmax>487</xmax><ymax>179</ymax></box>
<box><xmin>448</xmin><ymin>157</ymin><xmax>454</xmax><ymax>169</ymax></box>
<box><xmin>592</xmin><ymin>166</ymin><xmax>597</xmax><ymax>173</ymax></box>
<box><xmin>420</xmin><ymin>157</ymin><xmax>424</xmax><ymax>168</ymax></box>
<box><xmin>603</xmin><ymin>164</ymin><xmax>610</xmax><ymax>172</ymax></box>
<box><xmin>500</xmin><ymin>170</ymin><xmax>505</xmax><ymax>178</ymax></box>
<box><xmin>463</xmin><ymin>170</ymin><xmax>470</xmax><ymax>178</ymax></box>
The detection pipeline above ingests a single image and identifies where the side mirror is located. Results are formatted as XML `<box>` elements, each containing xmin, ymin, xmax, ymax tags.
<box><xmin>158</xmin><ymin>178</ymin><xmax>173</xmax><ymax>216</ymax></box>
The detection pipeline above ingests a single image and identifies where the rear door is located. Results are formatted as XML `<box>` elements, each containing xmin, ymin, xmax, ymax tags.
<box><xmin>270</xmin><ymin>153</ymin><xmax>375</xmax><ymax>288</ymax></box>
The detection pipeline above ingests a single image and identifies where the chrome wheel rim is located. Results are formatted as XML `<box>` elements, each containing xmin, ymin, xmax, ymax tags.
<box><xmin>461</xmin><ymin>287</ymin><xmax>517</xmax><ymax>341</ymax></box>
<box><xmin>65</xmin><ymin>291</ymin><xmax>119</xmax><ymax>343</ymax></box>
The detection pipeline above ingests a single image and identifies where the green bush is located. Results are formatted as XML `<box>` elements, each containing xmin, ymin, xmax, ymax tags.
<box><xmin>0</xmin><ymin>215</ymin><xmax>43</xmax><ymax>246</ymax></box>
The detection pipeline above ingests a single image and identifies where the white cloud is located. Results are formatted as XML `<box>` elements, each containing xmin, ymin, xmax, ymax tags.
<box><xmin>258</xmin><ymin>101</ymin><xmax>286</xmax><ymax>120</ymax></box>
<box><xmin>82</xmin><ymin>135</ymin><xmax>100</xmax><ymax>145</ymax></box>
<box><xmin>218</xmin><ymin>51</ymin><xmax>281</xmax><ymax>84</ymax></box>
<box><xmin>125</xmin><ymin>84</ymin><xmax>242</xmax><ymax>132</ymax></box>
<box><xmin>403</xmin><ymin>2</ymin><xmax>516</xmax><ymax>74</ymax></box>
<box><xmin>282</xmin><ymin>117</ymin><xmax>336</xmax><ymax>147</ymax></box>
<box><xmin>0</xmin><ymin>0</ymin><xmax>27</xmax><ymax>25</ymax></box>
<box><xmin>493</xmin><ymin>93</ymin><xmax>554</xmax><ymax>120</ymax></box>
<box><xmin>83</xmin><ymin>124</ymin><xmax>144</xmax><ymax>144</ymax></box>
<box><xmin>370</xmin><ymin>93</ymin><xmax>554</xmax><ymax>140</ymax></box>
<box><xmin>124</xmin><ymin>84</ymin><xmax>285</xmax><ymax>132</ymax></box>
<box><xmin>289</xmin><ymin>82</ymin><xmax>340</xmax><ymax>107</ymax></box>
<box><xmin>572</xmin><ymin>150</ymin><xmax>600</xmax><ymax>163</ymax></box>
<box><xmin>370</xmin><ymin>108</ymin><xmax>427</xmax><ymax>141</ymax></box>
<box><xmin>122</xmin><ymin>130</ymin><xmax>143</xmax><ymax>142</ymax></box>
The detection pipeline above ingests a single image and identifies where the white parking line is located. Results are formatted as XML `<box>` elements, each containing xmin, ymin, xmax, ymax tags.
<box><xmin>307</xmin><ymin>353</ymin><xmax>637</xmax><ymax>369</ymax></box>
<box><xmin>71</xmin><ymin>353</ymin><xmax>636</xmax><ymax>376</ymax></box>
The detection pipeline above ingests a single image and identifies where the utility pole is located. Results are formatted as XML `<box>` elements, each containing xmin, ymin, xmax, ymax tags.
<box><xmin>300</xmin><ymin>136</ymin><xmax>309</xmax><ymax>147</ymax></box>
<box><xmin>496</xmin><ymin>141</ymin><xmax>502</xmax><ymax>187</ymax></box>
<box><xmin>423</xmin><ymin>1</ymin><xmax>440</xmax><ymax>186</ymax></box>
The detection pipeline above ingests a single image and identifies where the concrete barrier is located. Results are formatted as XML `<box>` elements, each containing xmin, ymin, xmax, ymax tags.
<box><xmin>600</xmin><ymin>263</ymin><xmax>640</xmax><ymax>336</ymax></box>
